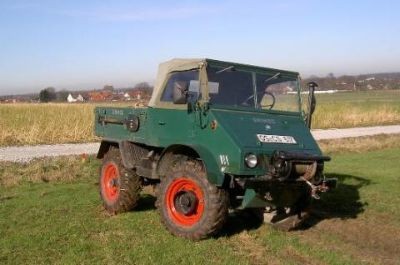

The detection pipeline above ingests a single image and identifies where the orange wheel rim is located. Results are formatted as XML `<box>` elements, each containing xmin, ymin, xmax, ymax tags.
<box><xmin>102</xmin><ymin>163</ymin><xmax>120</xmax><ymax>203</ymax></box>
<box><xmin>166</xmin><ymin>177</ymin><xmax>204</xmax><ymax>227</ymax></box>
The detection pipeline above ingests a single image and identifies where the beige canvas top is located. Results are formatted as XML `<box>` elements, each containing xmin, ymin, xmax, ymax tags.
<box><xmin>148</xmin><ymin>58</ymin><xmax>206</xmax><ymax>108</ymax></box>
<box><xmin>148</xmin><ymin>58</ymin><xmax>299</xmax><ymax>108</ymax></box>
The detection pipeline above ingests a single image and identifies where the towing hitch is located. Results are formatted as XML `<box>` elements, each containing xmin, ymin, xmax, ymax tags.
<box><xmin>301</xmin><ymin>177</ymin><xmax>337</xmax><ymax>199</ymax></box>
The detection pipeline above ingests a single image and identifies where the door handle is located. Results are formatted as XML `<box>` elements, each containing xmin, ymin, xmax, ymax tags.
<box><xmin>158</xmin><ymin>121</ymin><xmax>166</xmax><ymax>125</ymax></box>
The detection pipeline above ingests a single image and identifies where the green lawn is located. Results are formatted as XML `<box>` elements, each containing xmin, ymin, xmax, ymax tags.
<box><xmin>1</xmin><ymin>148</ymin><xmax>400</xmax><ymax>264</ymax></box>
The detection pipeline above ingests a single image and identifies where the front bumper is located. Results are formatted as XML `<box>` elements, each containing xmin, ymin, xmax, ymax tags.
<box><xmin>240</xmin><ymin>177</ymin><xmax>337</xmax><ymax>209</ymax></box>
<box><xmin>273</xmin><ymin>150</ymin><xmax>331</xmax><ymax>162</ymax></box>
<box><xmin>238</xmin><ymin>150</ymin><xmax>335</xmax><ymax>209</ymax></box>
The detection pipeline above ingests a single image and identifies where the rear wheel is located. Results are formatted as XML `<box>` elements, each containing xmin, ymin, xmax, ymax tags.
<box><xmin>100</xmin><ymin>147</ymin><xmax>141</xmax><ymax>214</ymax></box>
<box><xmin>157</xmin><ymin>158</ymin><xmax>229</xmax><ymax>240</ymax></box>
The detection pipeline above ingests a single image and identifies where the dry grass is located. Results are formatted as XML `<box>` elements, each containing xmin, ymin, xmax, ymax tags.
<box><xmin>0</xmin><ymin>103</ymin><xmax>97</xmax><ymax>146</ymax></box>
<box><xmin>311</xmin><ymin>90</ymin><xmax>400</xmax><ymax>129</ymax></box>
<box><xmin>319</xmin><ymin>133</ymin><xmax>400</xmax><ymax>154</ymax></box>
<box><xmin>0</xmin><ymin>90</ymin><xmax>399</xmax><ymax>146</ymax></box>
<box><xmin>0</xmin><ymin>155</ymin><xmax>97</xmax><ymax>187</ymax></box>
<box><xmin>313</xmin><ymin>104</ymin><xmax>400</xmax><ymax>129</ymax></box>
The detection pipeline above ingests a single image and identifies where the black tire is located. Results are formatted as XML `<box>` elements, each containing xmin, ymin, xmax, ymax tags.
<box><xmin>156</xmin><ymin>157</ymin><xmax>229</xmax><ymax>240</ymax></box>
<box><xmin>99</xmin><ymin>147</ymin><xmax>141</xmax><ymax>214</ymax></box>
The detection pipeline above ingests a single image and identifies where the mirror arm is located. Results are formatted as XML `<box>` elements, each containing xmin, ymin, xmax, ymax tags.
<box><xmin>198</xmin><ymin>62</ymin><xmax>209</xmax><ymax>104</ymax></box>
<box><xmin>306</xmin><ymin>82</ymin><xmax>317</xmax><ymax>128</ymax></box>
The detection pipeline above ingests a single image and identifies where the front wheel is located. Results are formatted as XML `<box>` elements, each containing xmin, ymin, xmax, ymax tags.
<box><xmin>157</xmin><ymin>158</ymin><xmax>229</xmax><ymax>240</ymax></box>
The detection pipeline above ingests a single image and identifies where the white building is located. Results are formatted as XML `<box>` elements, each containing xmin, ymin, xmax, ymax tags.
<box><xmin>67</xmin><ymin>93</ymin><xmax>84</xmax><ymax>103</ymax></box>
<box><xmin>76</xmin><ymin>94</ymin><xmax>84</xmax><ymax>102</ymax></box>
<box><xmin>67</xmin><ymin>94</ymin><xmax>77</xmax><ymax>103</ymax></box>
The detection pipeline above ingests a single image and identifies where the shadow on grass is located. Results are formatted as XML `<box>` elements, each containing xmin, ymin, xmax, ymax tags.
<box><xmin>132</xmin><ymin>173</ymin><xmax>370</xmax><ymax>235</ymax></box>
<box><xmin>134</xmin><ymin>193</ymin><xmax>264</xmax><ymax>237</ymax></box>
<box><xmin>0</xmin><ymin>195</ymin><xmax>16</xmax><ymax>202</ymax></box>
<box><xmin>220</xmin><ymin>173</ymin><xmax>372</xmax><ymax>235</ymax></box>
<box><xmin>218</xmin><ymin>210</ymin><xmax>265</xmax><ymax>237</ymax></box>
<box><xmin>302</xmin><ymin>173</ymin><xmax>371</xmax><ymax>229</ymax></box>
<box><xmin>135</xmin><ymin>194</ymin><xmax>157</xmax><ymax>212</ymax></box>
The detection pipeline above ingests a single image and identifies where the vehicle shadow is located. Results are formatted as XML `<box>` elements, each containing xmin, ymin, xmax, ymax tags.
<box><xmin>301</xmin><ymin>173</ymin><xmax>371</xmax><ymax>229</ymax></box>
<box><xmin>134</xmin><ymin>173</ymin><xmax>371</xmax><ymax>235</ymax></box>
<box><xmin>135</xmin><ymin>192</ymin><xmax>264</xmax><ymax>236</ymax></box>
<box><xmin>219</xmin><ymin>210</ymin><xmax>265</xmax><ymax>237</ymax></box>
<box><xmin>135</xmin><ymin>193</ymin><xmax>157</xmax><ymax>212</ymax></box>
<box><xmin>219</xmin><ymin>172</ymin><xmax>371</xmax><ymax>236</ymax></box>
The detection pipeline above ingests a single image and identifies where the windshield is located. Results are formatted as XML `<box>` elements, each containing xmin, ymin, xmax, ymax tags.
<box><xmin>207</xmin><ymin>66</ymin><xmax>301</xmax><ymax>112</ymax></box>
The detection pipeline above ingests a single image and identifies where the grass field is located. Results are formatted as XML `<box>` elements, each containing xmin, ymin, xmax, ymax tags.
<box><xmin>0</xmin><ymin>90</ymin><xmax>399</xmax><ymax>146</ymax></box>
<box><xmin>1</xmin><ymin>139</ymin><xmax>400</xmax><ymax>264</ymax></box>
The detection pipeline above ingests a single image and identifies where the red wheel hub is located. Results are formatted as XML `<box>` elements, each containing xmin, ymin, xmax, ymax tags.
<box><xmin>102</xmin><ymin>163</ymin><xmax>120</xmax><ymax>203</ymax></box>
<box><xmin>166</xmin><ymin>177</ymin><xmax>204</xmax><ymax>227</ymax></box>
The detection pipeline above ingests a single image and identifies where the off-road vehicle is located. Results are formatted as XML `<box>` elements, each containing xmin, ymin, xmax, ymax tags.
<box><xmin>94</xmin><ymin>58</ymin><xmax>336</xmax><ymax>240</ymax></box>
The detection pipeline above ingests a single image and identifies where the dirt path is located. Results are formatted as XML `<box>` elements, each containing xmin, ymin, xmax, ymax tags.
<box><xmin>1</xmin><ymin>125</ymin><xmax>399</xmax><ymax>162</ymax></box>
<box><xmin>312</xmin><ymin>124</ymin><xmax>400</xmax><ymax>140</ymax></box>
<box><xmin>0</xmin><ymin>143</ymin><xmax>100</xmax><ymax>163</ymax></box>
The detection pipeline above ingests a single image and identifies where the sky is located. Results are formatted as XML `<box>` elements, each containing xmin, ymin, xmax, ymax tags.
<box><xmin>0</xmin><ymin>0</ymin><xmax>399</xmax><ymax>95</ymax></box>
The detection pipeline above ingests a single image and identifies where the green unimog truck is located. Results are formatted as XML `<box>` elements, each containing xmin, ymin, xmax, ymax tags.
<box><xmin>94</xmin><ymin>58</ymin><xmax>336</xmax><ymax>240</ymax></box>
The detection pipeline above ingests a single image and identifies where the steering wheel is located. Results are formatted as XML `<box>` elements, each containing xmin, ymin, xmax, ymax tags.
<box><xmin>241</xmin><ymin>91</ymin><xmax>276</xmax><ymax>109</ymax></box>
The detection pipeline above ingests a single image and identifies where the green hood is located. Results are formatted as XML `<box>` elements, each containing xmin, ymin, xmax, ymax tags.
<box><xmin>210</xmin><ymin>107</ymin><xmax>321</xmax><ymax>155</ymax></box>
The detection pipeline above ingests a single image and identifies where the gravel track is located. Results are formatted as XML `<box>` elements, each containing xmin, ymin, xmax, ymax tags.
<box><xmin>311</xmin><ymin>124</ymin><xmax>400</xmax><ymax>140</ymax></box>
<box><xmin>1</xmin><ymin>125</ymin><xmax>399</xmax><ymax>162</ymax></box>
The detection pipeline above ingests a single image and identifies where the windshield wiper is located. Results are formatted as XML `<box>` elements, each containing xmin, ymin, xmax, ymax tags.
<box><xmin>216</xmin><ymin>66</ymin><xmax>235</xmax><ymax>74</ymax></box>
<box><xmin>264</xmin><ymin>72</ymin><xmax>281</xmax><ymax>83</ymax></box>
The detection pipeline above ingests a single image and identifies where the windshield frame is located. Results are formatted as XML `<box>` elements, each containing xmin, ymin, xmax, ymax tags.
<box><xmin>205</xmin><ymin>60</ymin><xmax>302</xmax><ymax>114</ymax></box>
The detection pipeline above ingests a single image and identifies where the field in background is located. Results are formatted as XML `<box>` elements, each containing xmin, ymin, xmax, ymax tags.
<box><xmin>1</xmin><ymin>140</ymin><xmax>399</xmax><ymax>264</ymax></box>
<box><xmin>0</xmin><ymin>104</ymin><xmax>96</xmax><ymax>146</ymax></box>
<box><xmin>312</xmin><ymin>90</ymin><xmax>400</xmax><ymax>129</ymax></box>
<box><xmin>1</xmin><ymin>90</ymin><xmax>399</xmax><ymax>146</ymax></box>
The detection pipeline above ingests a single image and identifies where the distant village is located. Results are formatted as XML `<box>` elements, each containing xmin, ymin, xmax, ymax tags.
<box><xmin>1</xmin><ymin>72</ymin><xmax>400</xmax><ymax>103</ymax></box>
<box><xmin>65</xmin><ymin>88</ymin><xmax>148</xmax><ymax>103</ymax></box>
<box><xmin>0</xmin><ymin>83</ymin><xmax>153</xmax><ymax>104</ymax></box>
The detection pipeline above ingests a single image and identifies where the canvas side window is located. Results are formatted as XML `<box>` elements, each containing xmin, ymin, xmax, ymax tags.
<box><xmin>161</xmin><ymin>70</ymin><xmax>199</xmax><ymax>102</ymax></box>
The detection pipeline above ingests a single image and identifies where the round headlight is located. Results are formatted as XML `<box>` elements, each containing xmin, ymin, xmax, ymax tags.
<box><xmin>245</xmin><ymin>153</ymin><xmax>258</xmax><ymax>168</ymax></box>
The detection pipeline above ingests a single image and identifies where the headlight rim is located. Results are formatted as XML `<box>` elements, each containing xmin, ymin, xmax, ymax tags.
<box><xmin>244</xmin><ymin>153</ymin><xmax>258</xmax><ymax>168</ymax></box>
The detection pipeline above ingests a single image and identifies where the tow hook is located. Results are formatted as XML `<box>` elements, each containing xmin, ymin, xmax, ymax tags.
<box><xmin>300</xmin><ymin>177</ymin><xmax>332</xmax><ymax>200</ymax></box>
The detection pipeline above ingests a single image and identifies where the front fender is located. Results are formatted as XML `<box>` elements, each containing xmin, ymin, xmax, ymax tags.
<box><xmin>190</xmin><ymin>144</ymin><xmax>225</xmax><ymax>186</ymax></box>
<box><xmin>158</xmin><ymin>144</ymin><xmax>225</xmax><ymax>186</ymax></box>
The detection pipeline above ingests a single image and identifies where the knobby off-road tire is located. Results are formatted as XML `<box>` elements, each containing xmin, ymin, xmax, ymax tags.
<box><xmin>99</xmin><ymin>147</ymin><xmax>141</xmax><ymax>214</ymax></box>
<box><xmin>157</xmin><ymin>157</ymin><xmax>229</xmax><ymax>240</ymax></box>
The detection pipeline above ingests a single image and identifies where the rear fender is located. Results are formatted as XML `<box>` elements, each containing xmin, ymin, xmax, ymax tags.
<box><xmin>97</xmin><ymin>140</ymin><xmax>146</xmax><ymax>169</ymax></box>
<box><xmin>96</xmin><ymin>140</ymin><xmax>118</xmax><ymax>159</ymax></box>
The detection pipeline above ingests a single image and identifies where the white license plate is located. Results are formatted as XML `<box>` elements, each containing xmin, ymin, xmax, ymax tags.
<box><xmin>256</xmin><ymin>134</ymin><xmax>297</xmax><ymax>144</ymax></box>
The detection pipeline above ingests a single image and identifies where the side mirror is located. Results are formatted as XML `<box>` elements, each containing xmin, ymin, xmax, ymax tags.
<box><xmin>306</xmin><ymin>81</ymin><xmax>318</xmax><ymax>128</ymax></box>
<box><xmin>173</xmin><ymin>81</ymin><xmax>188</xmax><ymax>104</ymax></box>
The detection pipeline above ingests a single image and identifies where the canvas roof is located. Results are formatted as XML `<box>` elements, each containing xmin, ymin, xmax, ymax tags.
<box><xmin>148</xmin><ymin>58</ymin><xmax>205</xmax><ymax>107</ymax></box>
<box><xmin>148</xmin><ymin>58</ymin><xmax>299</xmax><ymax>108</ymax></box>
